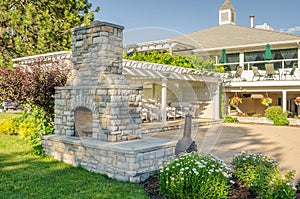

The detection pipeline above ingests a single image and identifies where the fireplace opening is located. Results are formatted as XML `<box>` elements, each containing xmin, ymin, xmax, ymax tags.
<box><xmin>74</xmin><ymin>107</ymin><xmax>93</xmax><ymax>137</ymax></box>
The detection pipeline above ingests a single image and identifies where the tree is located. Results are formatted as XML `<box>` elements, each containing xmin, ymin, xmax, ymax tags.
<box><xmin>0</xmin><ymin>0</ymin><xmax>99</xmax><ymax>65</ymax></box>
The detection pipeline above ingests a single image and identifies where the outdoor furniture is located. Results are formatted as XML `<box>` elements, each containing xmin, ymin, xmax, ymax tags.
<box><xmin>265</xmin><ymin>63</ymin><xmax>279</xmax><ymax>80</ymax></box>
<box><xmin>141</xmin><ymin>108</ymin><xmax>149</xmax><ymax>121</ymax></box>
<box><xmin>282</xmin><ymin>63</ymin><xmax>297</xmax><ymax>80</ymax></box>
<box><xmin>252</xmin><ymin>66</ymin><xmax>264</xmax><ymax>81</ymax></box>
<box><xmin>234</xmin><ymin>66</ymin><xmax>243</xmax><ymax>81</ymax></box>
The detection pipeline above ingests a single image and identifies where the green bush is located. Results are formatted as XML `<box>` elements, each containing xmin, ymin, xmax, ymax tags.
<box><xmin>265</xmin><ymin>106</ymin><xmax>289</xmax><ymax>126</ymax></box>
<box><xmin>123</xmin><ymin>51</ymin><xmax>218</xmax><ymax>72</ymax></box>
<box><xmin>16</xmin><ymin>106</ymin><xmax>54</xmax><ymax>154</ymax></box>
<box><xmin>159</xmin><ymin>152</ymin><xmax>232</xmax><ymax>199</ymax></box>
<box><xmin>224</xmin><ymin>115</ymin><xmax>238</xmax><ymax>123</ymax></box>
<box><xmin>0</xmin><ymin>116</ymin><xmax>20</xmax><ymax>135</ymax></box>
<box><xmin>232</xmin><ymin>151</ymin><xmax>296</xmax><ymax>199</ymax></box>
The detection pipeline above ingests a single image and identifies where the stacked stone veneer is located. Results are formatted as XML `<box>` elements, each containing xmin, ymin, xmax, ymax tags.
<box><xmin>42</xmin><ymin>136</ymin><xmax>176</xmax><ymax>182</ymax></box>
<box><xmin>54</xmin><ymin>21</ymin><xmax>142</xmax><ymax>142</ymax></box>
<box><xmin>42</xmin><ymin>21</ymin><xmax>176</xmax><ymax>182</ymax></box>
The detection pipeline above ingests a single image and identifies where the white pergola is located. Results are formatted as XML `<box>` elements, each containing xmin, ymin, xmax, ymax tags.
<box><xmin>124</xmin><ymin>39</ymin><xmax>196</xmax><ymax>55</ymax></box>
<box><xmin>123</xmin><ymin>59</ymin><xmax>223</xmax><ymax>126</ymax></box>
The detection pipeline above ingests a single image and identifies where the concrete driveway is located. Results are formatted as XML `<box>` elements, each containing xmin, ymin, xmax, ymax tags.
<box><xmin>152</xmin><ymin>122</ymin><xmax>300</xmax><ymax>181</ymax></box>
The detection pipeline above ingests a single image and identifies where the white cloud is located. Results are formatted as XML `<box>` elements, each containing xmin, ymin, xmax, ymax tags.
<box><xmin>279</xmin><ymin>26</ymin><xmax>300</xmax><ymax>35</ymax></box>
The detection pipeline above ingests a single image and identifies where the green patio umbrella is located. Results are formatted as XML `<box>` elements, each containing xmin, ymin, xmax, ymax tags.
<box><xmin>220</xmin><ymin>49</ymin><xmax>228</xmax><ymax>63</ymax></box>
<box><xmin>264</xmin><ymin>43</ymin><xmax>272</xmax><ymax>60</ymax></box>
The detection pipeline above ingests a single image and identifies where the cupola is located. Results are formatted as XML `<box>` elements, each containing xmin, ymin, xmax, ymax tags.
<box><xmin>219</xmin><ymin>0</ymin><xmax>236</xmax><ymax>25</ymax></box>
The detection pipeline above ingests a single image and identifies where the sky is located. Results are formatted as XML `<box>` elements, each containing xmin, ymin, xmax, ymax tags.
<box><xmin>89</xmin><ymin>0</ymin><xmax>300</xmax><ymax>44</ymax></box>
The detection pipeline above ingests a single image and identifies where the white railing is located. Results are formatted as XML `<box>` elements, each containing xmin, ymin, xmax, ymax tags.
<box><xmin>220</xmin><ymin>58</ymin><xmax>299</xmax><ymax>81</ymax></box>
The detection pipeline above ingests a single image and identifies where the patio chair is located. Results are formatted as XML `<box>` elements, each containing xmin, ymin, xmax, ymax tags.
<box><xmin>265</xmin><ymin>63</ymin><xmax>279</xmax><ymax>80</ymax></box>
<box><xmin>234</xmin><ymin>66</ymin><xmax>243</xmax><ymax>81</ymax></box>
<box><xmin>252</xmin><ymin>66</ymin><xmax>264</xmax><ymax>81</ymax></box>
<box><xmin>282</xmin><ymin>63</ymin><xmax>297</xmax><ymax>80</ymax></box>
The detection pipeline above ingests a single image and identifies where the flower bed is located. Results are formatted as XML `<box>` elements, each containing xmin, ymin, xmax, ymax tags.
<box><xmin>142</xmin><ymin>152</ymin><xmax>299</xmax><ymax>199</ymax></box>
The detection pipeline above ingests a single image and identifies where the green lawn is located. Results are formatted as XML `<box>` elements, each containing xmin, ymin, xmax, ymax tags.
<box><xmin>0</xmin><ymin>135</ymin><xmax>148</xmax><ymax>199</ymax></box>
<box><xmin>0</xmin><ymin>112</ymin><xmax>22</xmax><ymax>120</ymax></box>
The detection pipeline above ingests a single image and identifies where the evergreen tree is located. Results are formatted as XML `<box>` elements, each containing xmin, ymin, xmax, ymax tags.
<box><xmin>0</xmin><ymin>0</ymin><xmax>99</xmax><ymax>65</ymax></box>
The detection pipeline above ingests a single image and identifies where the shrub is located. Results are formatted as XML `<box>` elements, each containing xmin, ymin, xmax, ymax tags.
<box><xmin>232</xmin><ymin>151</ymin><xmax>296</xmax><ymax>199</ymax></box>
<box><xmin>16</xmin><ymin>106</ymin><xmax>54</xmax><ymax>154</ymax></box>
<box><xmin>265</xmin><ymin>106</ymin><xmax>283</xmax><ymax>120</ymax></box>
<box><xmin>0</xmin><ymin>116</ymin><xmax>20</xmax><ymax>135</ymax></box>
<box><xmin>265</xmin><ymin>106</ymin><xmax>289</xmax><ymax>126</ymax></box>
<box><xmin>0</xmin><ymin>58</ymin><xmax>71</xmax><ymax>120</ymax></box>
<box><xmin>224</xmin><ymin>115</ymin><xmax>238</xmax><ymax>123</ymax></box>
<box><xmin>159</xmin><ymin>152</ymin><xmax>232</xmax><ymax>199</ymax></box>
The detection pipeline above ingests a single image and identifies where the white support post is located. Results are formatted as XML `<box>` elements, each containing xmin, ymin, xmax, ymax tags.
<box><xmin>282</xmin><ymin>90</ymin><xmax>287</xmax><ymax>112</ymax></box>
<box><xmin>298</xmin><ymin>47</ymin><xmax>300</xmax><ymax>68</ymax></box>
<box><xmin>161</xmin><ymin>78</ymin><xmax>167</xmax><ymax>126</ymax></box>
<box><xmin>239</xmin><ymin>52</ymin><xmax>244</xmax><ymax>67</ymax></box>
<box><xmin>213</xmin><ymin>83</ymin><xmax>221</xmax><ymax>120</ymax></box>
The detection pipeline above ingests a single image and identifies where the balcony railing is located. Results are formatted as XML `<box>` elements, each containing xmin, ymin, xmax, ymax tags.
<box><xmin>221</xmin><ymin>58</ymin><xmax>299</xmax><ymax>81</ymax></box>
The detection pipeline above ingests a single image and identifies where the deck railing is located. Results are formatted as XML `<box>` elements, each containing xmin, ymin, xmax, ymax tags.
<box><xmin>221</xmin><ymin>58</ymin><xmax>299</xmax><ymax>81</ymax></box>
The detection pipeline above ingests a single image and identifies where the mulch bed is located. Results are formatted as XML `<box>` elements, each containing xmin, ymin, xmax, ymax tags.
<box><xmin>141</xmin><ymin>173</ymin><xmax>300</xmax><ymax>199</ymax></box>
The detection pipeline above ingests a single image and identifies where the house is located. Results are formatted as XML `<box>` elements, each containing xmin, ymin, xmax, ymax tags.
<box><xmin>125</xmin><ymin>0</ymin><xmax>300</xmax><ymax>117</ymax></box>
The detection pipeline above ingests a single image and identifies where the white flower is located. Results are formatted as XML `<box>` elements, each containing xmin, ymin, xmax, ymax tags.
<box><xmin>230</xmin><ymin>180</ymin><xmax>235</xmax><ymax>184</ymax></box>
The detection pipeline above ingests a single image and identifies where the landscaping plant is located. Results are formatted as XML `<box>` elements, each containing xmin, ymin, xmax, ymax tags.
<box><xmin>16</xmin><ymin>106</ymin><xmax>54</xmax><ymax>154</ymax></box>
<box><xmin>232</xmin><ymin>151</ymin><xmax>297</xmax><ymax>199</ymax></box>
<box><xmin>159</xmin><ymin>152</ymin><xmax>232</xmax><ymax>199</ymax></box>
<box><xmin>123</xmin><ymin>51</ymin><xmax>218</xmax><ymax>72</ymax></box>
<box><xmin>0</xmin><ymin>115</ymin><xmax>20</xmax><ymax>135</ymax></box>
<box><xmin>224</xmin><ymin>115</ymin><xmax>238</xmax><ymax>123</ymax></box>
<box><xmin>0</xmin><ymin>58</ymin><xmax>70</xmax><ymax>154</ymax></box>
<box><xmin>265</xmin><ymin>106</ymin><xmax>289</xmax><ymax>126</ymax></box>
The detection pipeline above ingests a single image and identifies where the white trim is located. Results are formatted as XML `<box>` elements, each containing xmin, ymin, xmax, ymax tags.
<box><xmin>12</xmin><ymin>51</ymin><xmax>71</xmax><ymax>62</ymax></box>
<box><xmin>194</xmin><ymin>40</ymin><xmax>300</xmax><ymax>53</ymax></box>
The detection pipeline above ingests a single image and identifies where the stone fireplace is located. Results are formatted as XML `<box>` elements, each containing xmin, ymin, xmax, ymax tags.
<box><xmin>53</xmin><ymin>21</ymin><xmax>142</xmax><ymax>142</ymax></box>
<box><xmin>42</xmin><ymin>21</ymin><xmax>176</xmax><ymax>182</ymax></box>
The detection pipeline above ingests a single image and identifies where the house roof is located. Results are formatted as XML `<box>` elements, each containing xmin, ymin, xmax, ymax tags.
<box><xmin>219</xmin><ymin>0</ymin><xmax>235</xmax><ymax>11</ymax></box>
<box><xmin>173</xmin><ymin>24</ymin><xmax>300</xmax><ymax>54</ymax></box>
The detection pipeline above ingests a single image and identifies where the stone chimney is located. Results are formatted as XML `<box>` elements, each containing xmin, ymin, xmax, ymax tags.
<box><xmin>54</xmin><ymin>21</ymin><xmax>143</xmax><ymax>142</ymax></box>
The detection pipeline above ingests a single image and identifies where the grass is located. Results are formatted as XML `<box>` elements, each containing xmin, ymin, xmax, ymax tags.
<box><xmin>0</xmin><ymin>112</ymin><xmax>22</xmax><ymax>120</ymax></box>
<box><xmin>0</xmin><ymin>134</ymin><xmax>148</xmax><ymax>199</ymax></box>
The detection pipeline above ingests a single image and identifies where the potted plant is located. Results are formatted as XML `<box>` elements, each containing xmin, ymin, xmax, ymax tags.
<box><xmin>294</xmin><ymin>96</ymin><xmax>300</xmax><ymax>106</ymax></box>
<box><xmin>261</xmin><ymin>96</ymin><xmax>272</xmax><ymax>106</ymax></box>
<box><xmin>294</xmin><ymin>97</ymin><xmax>300</xmax><ymax>117</ymax></box>
<box><xmin>230</xmin><ymin>96</ymin><xmax>242</xmax><ymax>108</ymax></box>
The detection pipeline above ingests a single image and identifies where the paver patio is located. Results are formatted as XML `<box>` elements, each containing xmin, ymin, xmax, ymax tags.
<box><xmin>148</xmin><ymin>122</ymin><xmax>300</xmax><ymax>181</ymax></box>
